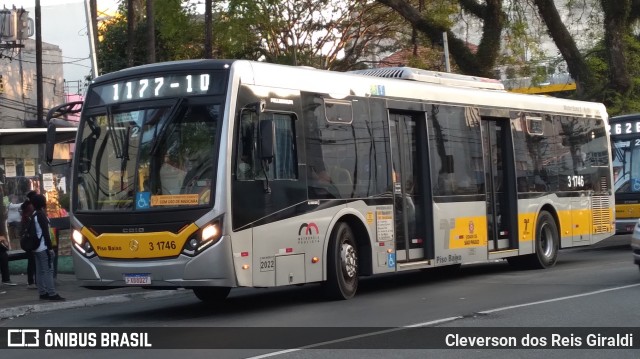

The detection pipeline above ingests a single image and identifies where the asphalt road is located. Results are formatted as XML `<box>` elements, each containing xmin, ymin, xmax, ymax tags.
<box><xmin>1</xmin><ymin>234</ymin><xmax>638</xmax><ymax>359</ymax></box>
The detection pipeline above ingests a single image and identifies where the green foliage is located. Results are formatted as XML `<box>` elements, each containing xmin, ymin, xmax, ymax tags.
<box><xmin>98</xmin><ymin>0</ymin><xmax>402</xmax><ymax>72</ymax></box>
<box><xmin>584</xmin><ymin>34</ymin><xmax>640</xmax><ymax>115</ymax></box>
<box><xmin>98</xmin><ymin>0</ymin><xmax>203</xmax><ymax>74</ymax></box>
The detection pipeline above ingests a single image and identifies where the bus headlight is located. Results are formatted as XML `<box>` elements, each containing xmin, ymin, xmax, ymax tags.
<box><xmin>72</xmin><ymin>229</ymin><xmax>96</xmax><ymax>258</ymax></box>
<box><xmin>181</xmin><ymin>216</ymin><xmax>223</xmax><ymax>256</ymax></box>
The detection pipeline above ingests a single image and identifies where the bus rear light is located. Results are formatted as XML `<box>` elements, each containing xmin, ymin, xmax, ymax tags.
<box><xmin>242</xmin><ymin>264</ymin><xmax>250</xmax><ymax>270</ymax></box>
<box><xmin>312</xmin><ymin>257</ymin><xmax>319</xmax><ymax>263</ymax></box>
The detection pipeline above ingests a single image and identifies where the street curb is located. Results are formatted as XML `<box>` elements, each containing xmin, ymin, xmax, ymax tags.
<box><xmin>0</xmin><ymin>289</ymin><xmax>188</xmax><ymax>320</ymax></box>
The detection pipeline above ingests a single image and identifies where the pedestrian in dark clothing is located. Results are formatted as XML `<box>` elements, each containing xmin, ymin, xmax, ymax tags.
<box><xmin>0</xmin><ymin>235</ymin><xmax>16</xmax><ymax>286</ymax></box>
<box><xmin>0</xmin><ymin>187</ymin><xmax>16</xmax><ymax>286</ymax></box>
<box><xmin>21</xmin><ymin>191</ymin><xmax>37</xmax><ymax>289</ymax></box>
<box><xmin>30</xmin><ymin>194</ymin><xmax>64</xmax><ymax>301</ymax></box>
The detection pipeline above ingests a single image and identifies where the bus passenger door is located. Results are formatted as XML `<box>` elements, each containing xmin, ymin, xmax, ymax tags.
<box><xmin>389</xmin><ymin>110</ymin><xmax>433</xmax><ymax>263</ymax></box>
<box><xmin>482</xmin><ymin>118</ymin><xmax>519</xmax><ymax>252</ymax></box>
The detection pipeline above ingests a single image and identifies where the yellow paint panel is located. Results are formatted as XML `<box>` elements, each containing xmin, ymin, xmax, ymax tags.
<box><xmin>449</xmin><ymin>216</ymin><xmax>487</xmax><ymax>249</ymax></box>
<box><xmin>518</xmin><ymin>213</ymin><xmax>536</xmax><ymax>242</ymax></box>
<box><xmin>510</xmin><ymin>83</ymin><xmax>577</xmax><ymax>94</ymax></box>
<box><xmin>82</xmin><ymin>224</ymin><xmax>198</xmax><ymax>259</ymax></box>
<box><xmin>616</xmin><ymin>204</ymin><xmax>640</xmax><ymax>219</ymax></box>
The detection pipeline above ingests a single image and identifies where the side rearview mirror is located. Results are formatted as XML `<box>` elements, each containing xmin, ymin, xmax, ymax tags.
<box><xmin>45</xmin><ymin>122</ymin><xmax>57</xmax><ymax>165</ymax></box>
<box><xmin>259</xmin><ymin>119</ymin><xmax>275</xmax><ymax>163</ymax></box>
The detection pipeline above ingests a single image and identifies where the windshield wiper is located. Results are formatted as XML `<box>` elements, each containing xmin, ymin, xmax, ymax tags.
<box><xmin>106</xmin><ymin>105</ymin><xmax>126</xmax><ymax>159</ymax></box>
<box><xmin>120</xmin><ymin>125</ymin><xmax>132</xmax><ymax>191</ymax></box>
<box><xmin>150</xmin><ymin>97</ymin><xmax>187</xmax><ymax>156</ymax></box>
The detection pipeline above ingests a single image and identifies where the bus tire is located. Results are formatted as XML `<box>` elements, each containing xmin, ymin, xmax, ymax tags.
<box><xmin>193</xmin><ymin>287</ymin><xmax>231</xmax><ymax>302</ymax></box>
<box><xmin>532</xmin><ymin>210</ymin><xmax>559</xmax><ymax>268</ymax></box>
<box><xmin>323</xmin><ymin>222</ymin><xmax>358</xmax><ymax>300</ymax></box>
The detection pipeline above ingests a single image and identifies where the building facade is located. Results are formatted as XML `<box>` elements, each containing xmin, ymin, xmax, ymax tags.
<box><xmin>0</xmin><ymin>38</ymin><xmax>65</xmax><ymax>128</ymax></box>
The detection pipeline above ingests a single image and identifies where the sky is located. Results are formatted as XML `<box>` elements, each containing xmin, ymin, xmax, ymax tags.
<box><xmin>5</xmin><ymin>0</ymin><xmax>120</xmax><ymax>93</ymax></box>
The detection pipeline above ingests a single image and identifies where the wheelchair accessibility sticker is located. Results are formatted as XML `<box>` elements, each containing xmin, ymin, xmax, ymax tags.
<box><xmin>136</xmin><ymin>192</ymin><xmax>151</xmax><ymax>209</ymax></box>
<box><xmin>388</xmin><ymin>252</ymin><xmax>396</xmax><ymax>268</ymax></box>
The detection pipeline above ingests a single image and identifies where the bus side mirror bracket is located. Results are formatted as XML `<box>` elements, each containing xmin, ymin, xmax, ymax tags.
<box><xmin>259</xmin><ymin>119</ymin><xmax>275</xmax><ymax>194</ymax></box>
<box><xmin>45</xmin><ymin>122</ymin><xmax>56</xmax><ymax>165</ymax></box>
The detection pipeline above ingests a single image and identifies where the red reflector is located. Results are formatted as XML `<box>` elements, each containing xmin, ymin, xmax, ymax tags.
<box><xmin>379</xmin><ymin>242</ymin><xmax>385</xmax><ymax>246</ymax></box>
<box><xmin>241</xmin><ymin>252</ymin><xmax>249</xmax><ymax>257</ymax></box>
<box><xmin>286</xmin><ymin>248</ymin><xmax>293</xmax><ymax>253</ymax></box>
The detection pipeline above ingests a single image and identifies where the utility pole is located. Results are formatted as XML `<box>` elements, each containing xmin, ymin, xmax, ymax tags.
<box><xmin>204</xmin><ymin>0</ymin><xmax>212</xmax><ymax>58</ymax></box>
<box><xmin>85</xmin><ymin>0</ymin><xmax>99</xmax><ymax>78</ymax></box>
<box><xmin>442</xmin><ymin>32</ymin><xmax>451</xmax><ymax>73</ymax></box>
<box><xmin>36</xmin><ymin>0</ymin><xmax>43</xmax><ymax>126</ymax></box>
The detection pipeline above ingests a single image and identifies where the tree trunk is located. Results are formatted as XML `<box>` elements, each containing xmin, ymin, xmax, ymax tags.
<box><xmin>532</xmin><ymin>0</ymin><xmax>590</xmax><ymax>95</ymax></box>
<box><xmin>204</xmin><ymin>0</ymin><xmax>213</xmax><ymax>59</ymax></box>
<box><xmin>127</xmin><ymin>0</ymin><xmax>135</xmax><ymax>67</ymax></box>
<box><xmin>376</xmin><ymin>0</ymin><xmax>504</xmax><ymax>78</ymax></box>
<box><xmin>146</xmin><ymin>0</ymin><xmax>155</xmax><ymax>63</ymax></box>
<box><xmin>601</xmin><ymin>0</ymin><xmax>632</xmax><ymax>94</ymax></box>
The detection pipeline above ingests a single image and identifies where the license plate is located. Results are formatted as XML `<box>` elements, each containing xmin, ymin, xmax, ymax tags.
<box><xmin>123</xmin><ymin>273</ymin><xmax>151</xmax><ymax>285</ymax></box>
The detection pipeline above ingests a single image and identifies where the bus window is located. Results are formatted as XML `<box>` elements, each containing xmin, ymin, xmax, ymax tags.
<box><xmin>236</xmin><ymin>111</ymin><xmax>296</xmax><ymax>181</ymax></box>
<box><xmin>428</xmin><ymin>105</ymin><xmax>483</xmax><ymax>196</ymax></box>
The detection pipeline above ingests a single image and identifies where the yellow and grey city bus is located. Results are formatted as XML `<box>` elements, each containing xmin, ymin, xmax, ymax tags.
<box><xmin>46</xmin><ymin>60</ymin><xmax>614</xmax><ymax>301</ymax></box>
<box><xmin>610</xmin><ymin>114</ymin><xmax>640</xmax><ymax>233</ymax></box>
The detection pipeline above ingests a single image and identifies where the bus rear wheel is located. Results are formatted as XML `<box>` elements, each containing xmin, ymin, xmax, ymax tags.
<box><xmin>323</xmin><ymin>222</ymin><xmax>358</xmax><ymax>300</ymax></box>
<box><xmin>533</xmin><ymin>211</ymin><xmax>559</xmax><ymax>268</ymax></box>
<box><xmin>193</xmin><ymin>287</ymin><xmax>231</xmax><ymax>302</ymax></box>
<box><xmin>510</xmin><ymin>210</ymin><xmax>559</xmax><ymax>269</ymax></box>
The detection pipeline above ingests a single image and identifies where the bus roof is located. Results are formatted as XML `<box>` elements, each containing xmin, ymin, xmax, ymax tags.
<box><xmin>88</xmin><ymin>59</ymin><xmax>607</xmax><ymax>120</ymax></box>
<box><xmin>609</xmin><ymin>113</ymin><xmax>640</xmax><ymax>122</ymax></box>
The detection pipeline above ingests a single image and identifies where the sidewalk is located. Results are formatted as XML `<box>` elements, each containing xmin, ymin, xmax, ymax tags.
<box><xmin>0</xmin><ymin>273</ymin><xmax>184</xmax><ymax>320</ymax></box>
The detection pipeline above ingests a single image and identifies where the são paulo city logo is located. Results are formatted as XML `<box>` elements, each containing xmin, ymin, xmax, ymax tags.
<box><xmin>298</xmin><ymin>222</ymin><xmax>320</xmax><ymax>244</ymax></box>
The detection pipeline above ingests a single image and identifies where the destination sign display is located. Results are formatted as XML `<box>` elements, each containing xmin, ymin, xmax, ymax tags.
<box><xmin>86</xmin><ymin>72</ymin><xmax>226</xmax><ymax>106</ymax></box>
<box><xmin>610</xmin><ymin>120</ymin><xmax>640</xmax><ymax>135</ymax></box>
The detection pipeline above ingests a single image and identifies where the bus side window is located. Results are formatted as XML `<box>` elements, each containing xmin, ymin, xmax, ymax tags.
<box><xmin>237</xmin><ymin>111</ymin><xmax>257</xmax><ymax>180</ymax></box>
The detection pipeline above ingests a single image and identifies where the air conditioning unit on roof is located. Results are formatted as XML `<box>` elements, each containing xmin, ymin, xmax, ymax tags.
<box><xmin>350</xmin><ymin>67</ymin><xmax>505</xmax><ymax>91</ymax></box>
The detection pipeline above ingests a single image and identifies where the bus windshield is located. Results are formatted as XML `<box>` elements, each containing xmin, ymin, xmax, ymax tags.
<box><xmin>75</xmin><ymin>102</ymin><xmax>220</xmax><ymax>211</ymax></box>
<box><xmin>612</xmin><ymin>138</ymin><xmax>640</xmax><ymax>194</ymax></box>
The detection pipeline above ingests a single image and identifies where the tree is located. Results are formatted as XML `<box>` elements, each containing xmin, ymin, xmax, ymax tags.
<box><xmin>212</xmin><ymin>0</ymin><xmax>407</xmax><ymax>70</ymax></box>
<box><xmin>376</xmin><ymin>0</ymin><xmax>506</xmax><ymax>77</ymax></box>
<box><xmin>146</xmin><ymin>0</ymin><xmax>156</xmax><ymax>63</ymax></box>
<box><xmin>529</xmin><ymin>0</ymin><xmax>640</xmax><ymax>113</ymax></box>
<box><xmin>98</xmin><ymin>0</ymin><xmax>202</xmax><ymax>74</ymax></box>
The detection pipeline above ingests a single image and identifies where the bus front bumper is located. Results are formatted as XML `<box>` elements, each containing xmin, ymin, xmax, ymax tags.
<box><xmin>71</xmin><ymin>236</ymin><xmax>237</xmax><ymax>288</ymax></box>
<box><xmin>616</xmin><ymin>218</ymin><xmax>639</xmax><ymax>234</ymax></box>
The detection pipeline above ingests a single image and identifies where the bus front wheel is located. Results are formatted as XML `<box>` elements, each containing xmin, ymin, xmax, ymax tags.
<box><xmin>323</xmin><ymin>222</ymin><xmax>359</xmax><ymax>300</ymax></box>
<box><xmin>193</xmin><ymin>287</ymin><xmax>231</xmax><ymax>302</ymax></box>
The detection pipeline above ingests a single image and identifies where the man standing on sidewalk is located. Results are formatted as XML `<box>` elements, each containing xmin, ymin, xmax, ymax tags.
<box><xmin>30</xmin><ymin>194</ymin><xmax>64</xmax><ymax>301</ymax></box>
<box><xmin>21</xmin><ymin>191</ymin><xmax>37</xmax><ymax>289</ymax></box>
<box><xmin>0</xmin><ymin>185</ymin><xmax>16</xmax><ymax>286</ymax></box>
<box><xmin>0</xmin><ymin>234</ymin><xmax>17</xmax><ymax>286</ymax></box>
